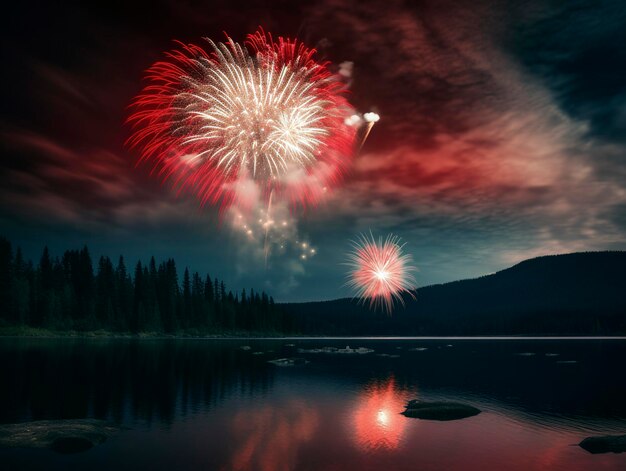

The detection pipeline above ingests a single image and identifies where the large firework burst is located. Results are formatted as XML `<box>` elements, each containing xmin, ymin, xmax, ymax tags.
<box><xmin>346</xmin><ymin>233</ymin><xmax>416</xmax><ymax>313</ymax></box>
<box><xmin>127</xmin><ymin>28</ymin><xmax>357</xmax><ymax>211</ymax></box>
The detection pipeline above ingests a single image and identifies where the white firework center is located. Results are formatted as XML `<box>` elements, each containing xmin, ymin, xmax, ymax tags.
<box><xmin>179</xmin><ymin>39</ymin><xmax>333</xmax><ymax>180</ymax></box>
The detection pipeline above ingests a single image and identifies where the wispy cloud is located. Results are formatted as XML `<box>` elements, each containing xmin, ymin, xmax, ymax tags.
<box><xmin>305</xmin><ymin>0</ymin><xmax>626</xmax><ymax>272</ymax></box>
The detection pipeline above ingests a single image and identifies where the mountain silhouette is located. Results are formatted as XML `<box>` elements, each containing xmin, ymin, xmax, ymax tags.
<box><xmin>285</xmin><ymin>252</ymin><xmax>626</xmax><ymax>335</ymax></box>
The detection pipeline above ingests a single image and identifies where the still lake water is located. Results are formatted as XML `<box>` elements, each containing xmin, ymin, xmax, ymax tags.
<box><xmin>0</xmin><ymin>338</ymin><xmax>625</xmax><ymax>470</ymax></box>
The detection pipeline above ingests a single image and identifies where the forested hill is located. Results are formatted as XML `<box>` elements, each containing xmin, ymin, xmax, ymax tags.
<box><xmin>0</xmin><ymin>237</ymin><xmax>292</xmax><ymax>334</ymax></box>
<box><xmin>284</xmin><ymin>252</ymin><xmax>626</xmax><ymax>335</ymax></box>
<box><xmin>2</xmin><ymin>238</ymin><xmax>624</xmax><ymax>336</ymax></box>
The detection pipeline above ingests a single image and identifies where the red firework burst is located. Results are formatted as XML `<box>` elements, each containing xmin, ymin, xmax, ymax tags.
<box><xmin>346</xmin><ymin>233</ymin><xmax>417</xmax><ymax>313</ymax></box>
<box><xmin>126</xmin><ymin>28</ymin><xmax>357</xmax><ymax>212</ymax></box>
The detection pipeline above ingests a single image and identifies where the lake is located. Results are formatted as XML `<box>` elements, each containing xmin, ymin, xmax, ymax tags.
<box><xmin>1</xmin><ymin>338</ymin><xmax>625</xmax><ymax>470</ymax></box>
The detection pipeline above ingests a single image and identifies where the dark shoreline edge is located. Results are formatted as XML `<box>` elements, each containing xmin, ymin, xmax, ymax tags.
<box><xmin>1</xmin><ymin>327</ymin><xmax>626</xmax><ymax>341</ymax></box>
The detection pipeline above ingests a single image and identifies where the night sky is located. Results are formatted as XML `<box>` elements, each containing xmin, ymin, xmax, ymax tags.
<box><xmin>1</xmin><ymin>0</ymin><xmax>625</xmax><ymax>302</ymax></box>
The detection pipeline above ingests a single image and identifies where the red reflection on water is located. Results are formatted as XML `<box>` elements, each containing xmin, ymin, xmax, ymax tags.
<box><xmin>227</xmin><ymin>400</ymin><xmax>319</xmax><ymax>471</ymax></box>
<box><xmin>353</xmin><ymin>376</ymin><xmax>413</xmax><ymax>451</ymax></box>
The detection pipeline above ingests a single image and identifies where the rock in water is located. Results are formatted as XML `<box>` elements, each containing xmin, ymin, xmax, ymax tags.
<box><xmin>297</xmin><ymin>346</ymin><xmax>374</xmax><ymax>354</ymax></box>
<box><xmin>268</xmin><ymin>357</ymin><xmax>309</xmax><ymax>367</ymax></box>
<box><xmin>402</xmin><ymin>401</ymin><xmax>481</xmax><ymax>421</ymax></box>
<box><xmin>579</xmin><ymin>435</ymin><xmax>626</xmax><ymax>454</ymax></box>
<box><xmin>0</xmin><ymin>419</ymin><xmax>119</xmax><ymax>453</ymax></box>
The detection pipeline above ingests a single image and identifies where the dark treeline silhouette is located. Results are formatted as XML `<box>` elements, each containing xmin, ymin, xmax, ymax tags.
<box><xmin>2</xmin><ymin>237</ymin><xmax>625</xmax><ymax>336</ymax></box>
<box><xmin>285</xmin><ymin>252</ymin><xmax>626</xmax><ymax>335</ymax></box>
<box><xmin>0</xmin><ymin>237</ymin><xmax>293</xmax><ymax>334</ymax></box>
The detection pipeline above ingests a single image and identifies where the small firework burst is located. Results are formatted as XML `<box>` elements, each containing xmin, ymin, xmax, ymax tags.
<box><xmin>346</xmin><ymin>233</ymin><xmax>416</xmax><ymax>313</ymax></box>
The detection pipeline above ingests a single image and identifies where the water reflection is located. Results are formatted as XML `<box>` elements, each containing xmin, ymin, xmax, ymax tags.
<box><xmin>228</xmin><ymin>401</ymin><xmax>318</xmax><ymax>471</ymax></box>
<box><xmin>1</xmin><ymin>339</ymin><xmax>625</xmax><ymax>471</ymax></box>
<box><xmin>0</xmin><ymin>339</ymin><xmax>274</xmax><ymax>425</ymax></box>
<box><xmin>352</xmin><ymin>376</ymin><xmax>413</xmax><ymax>451</ymax></box>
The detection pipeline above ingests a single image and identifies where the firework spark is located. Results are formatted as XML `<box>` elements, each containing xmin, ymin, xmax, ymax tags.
<box><xmin>346</xmin><ymin>233</ymin><xmax>416</xmax><ymax>313</ymax></box>
<box><xmin>230</xmin><ymin>203</ymin><xmax>316</xmax><ymax>266</ymax></box>
<box><xmin>127</xmin><ymin>28</ymin><xmax>357</xmax><ymax>212</ymax></box>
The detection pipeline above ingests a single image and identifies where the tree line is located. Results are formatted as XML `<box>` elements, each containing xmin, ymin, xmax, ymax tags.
<box><xmin>0</xmin><ymin>237</ymin><xmax>294</xmax><ymax>334</ymax></box>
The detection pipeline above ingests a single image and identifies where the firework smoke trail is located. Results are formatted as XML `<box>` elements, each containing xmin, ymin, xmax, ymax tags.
<box><xmin>346</xmin><ymin>112</ymin><xmax>380</xmax><ymax>152</ymax></box>
<box><xmin>264</xmin><ymin>189</ymin><xmax>274</xmax><ymax>267</ymax></box>
<box><xmin>359</xmin><ymin>112</ymin><xmax>380</xmax><ymax>151</ymax></box>
<box><xmin>346</xmin><ymin>233</ymin><xmax>416</xmax><ymax>313</ymax></box>
<box><xmin>127</xmin><ymin>28</ymin><xmax>358</xmax><ymax>213</ymax></box>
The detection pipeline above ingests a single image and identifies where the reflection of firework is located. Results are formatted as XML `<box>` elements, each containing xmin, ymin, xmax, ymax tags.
<box><xmin>127</xmin><ymin>28</ymin><xmax>357</xmax><ymax>211</ymax></box>
<box><xmin>353</xmin><ymin>376</ymin><xmax>413</xmax><ymax>451</ymax></box>
<box><xmin>230</xmin><ymin>400</ymin><xmax>319</xmax><ymax>471</ymax></box>
<box><xmin>346</xmin><ymin>233</ymin><xmax>416</xmax><ymax>313</ymax></box>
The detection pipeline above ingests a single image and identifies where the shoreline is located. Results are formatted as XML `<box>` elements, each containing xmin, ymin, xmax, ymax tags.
<box><xmin>1</xmin><ymin>328</ymin><xmax>625</xmax><ymax>341</ymax></box>
<box><xmin>0</xmin><ymin>325</ymin><xmax>291</xmax><ymax>339</ymax></box>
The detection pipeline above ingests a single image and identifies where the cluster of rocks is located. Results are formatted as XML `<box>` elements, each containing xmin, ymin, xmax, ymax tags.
<box><xmin>297</xmin><ymin>346</ymin><xmax>374</xmax><ymax>354</ymax></box>
<box><xmin>0</xmin><ymin>419</ymin><xmax>119</xmax><ymax>454</ymax></box>
<box><xmin>267</xmin><ymin>357</ymin><xmax>309</xmax><ymax>367</ymax></box>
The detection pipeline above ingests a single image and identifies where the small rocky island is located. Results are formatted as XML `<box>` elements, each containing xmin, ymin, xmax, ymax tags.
<box><xmin>579</xmin><ymin>434</ymin><xmax>626</xmax><ymax>454</ymax></box>
<box><xmin>402</xmin><ymin>401</ymin><xmax>481</xmax><ymax>421</ymax></box>
<box><xmin>0</xmin><ymin>419</ymin><xmax>119</xmax><ymax>454</ymax></box>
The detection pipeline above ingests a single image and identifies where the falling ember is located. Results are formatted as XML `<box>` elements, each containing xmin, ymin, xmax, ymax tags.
<box><xmin>263</xmin><ymin>189</ymin><xmax>274</xmax><ymax>266</ymax></box>
<box><xmin>346</xmin><ymin>233</ymin><xmax>416</xmax><ymax>313</ymax></box>
<box><xmin>230</xmin><ymin>204</ymin><xmax>317</xmax><ymax>266</ymax></box>
<box><xmin>357</xmin><ymin>111</ymin><xmax>380</xmax><ymax>151</ymax></box>
<box><xmin>126</xmin><ymin>28</ymin><xmax>357</xmax><ymax>212</ymax></box>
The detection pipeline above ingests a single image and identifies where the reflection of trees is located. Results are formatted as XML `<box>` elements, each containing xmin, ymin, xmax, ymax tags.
<box><xmin>227</xmin><ymin>401</ymin><xmax>318</xmax><ymax>471</ymax></box>
<box><xmin>0</xmin><ymin>340</ymin><xmax>274</xmax><ymax>425</ymax></box>
<box><xmin>352</xmin><ymin>376</ymin><xmax>413</xmax><ymax>451</ymax></box>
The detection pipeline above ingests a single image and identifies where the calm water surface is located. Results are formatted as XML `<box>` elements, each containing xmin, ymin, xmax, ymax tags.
<box><xmin>1</xmin><ymin>338</ymin><xmax>625</xmax><ymax>470</ymax></box>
